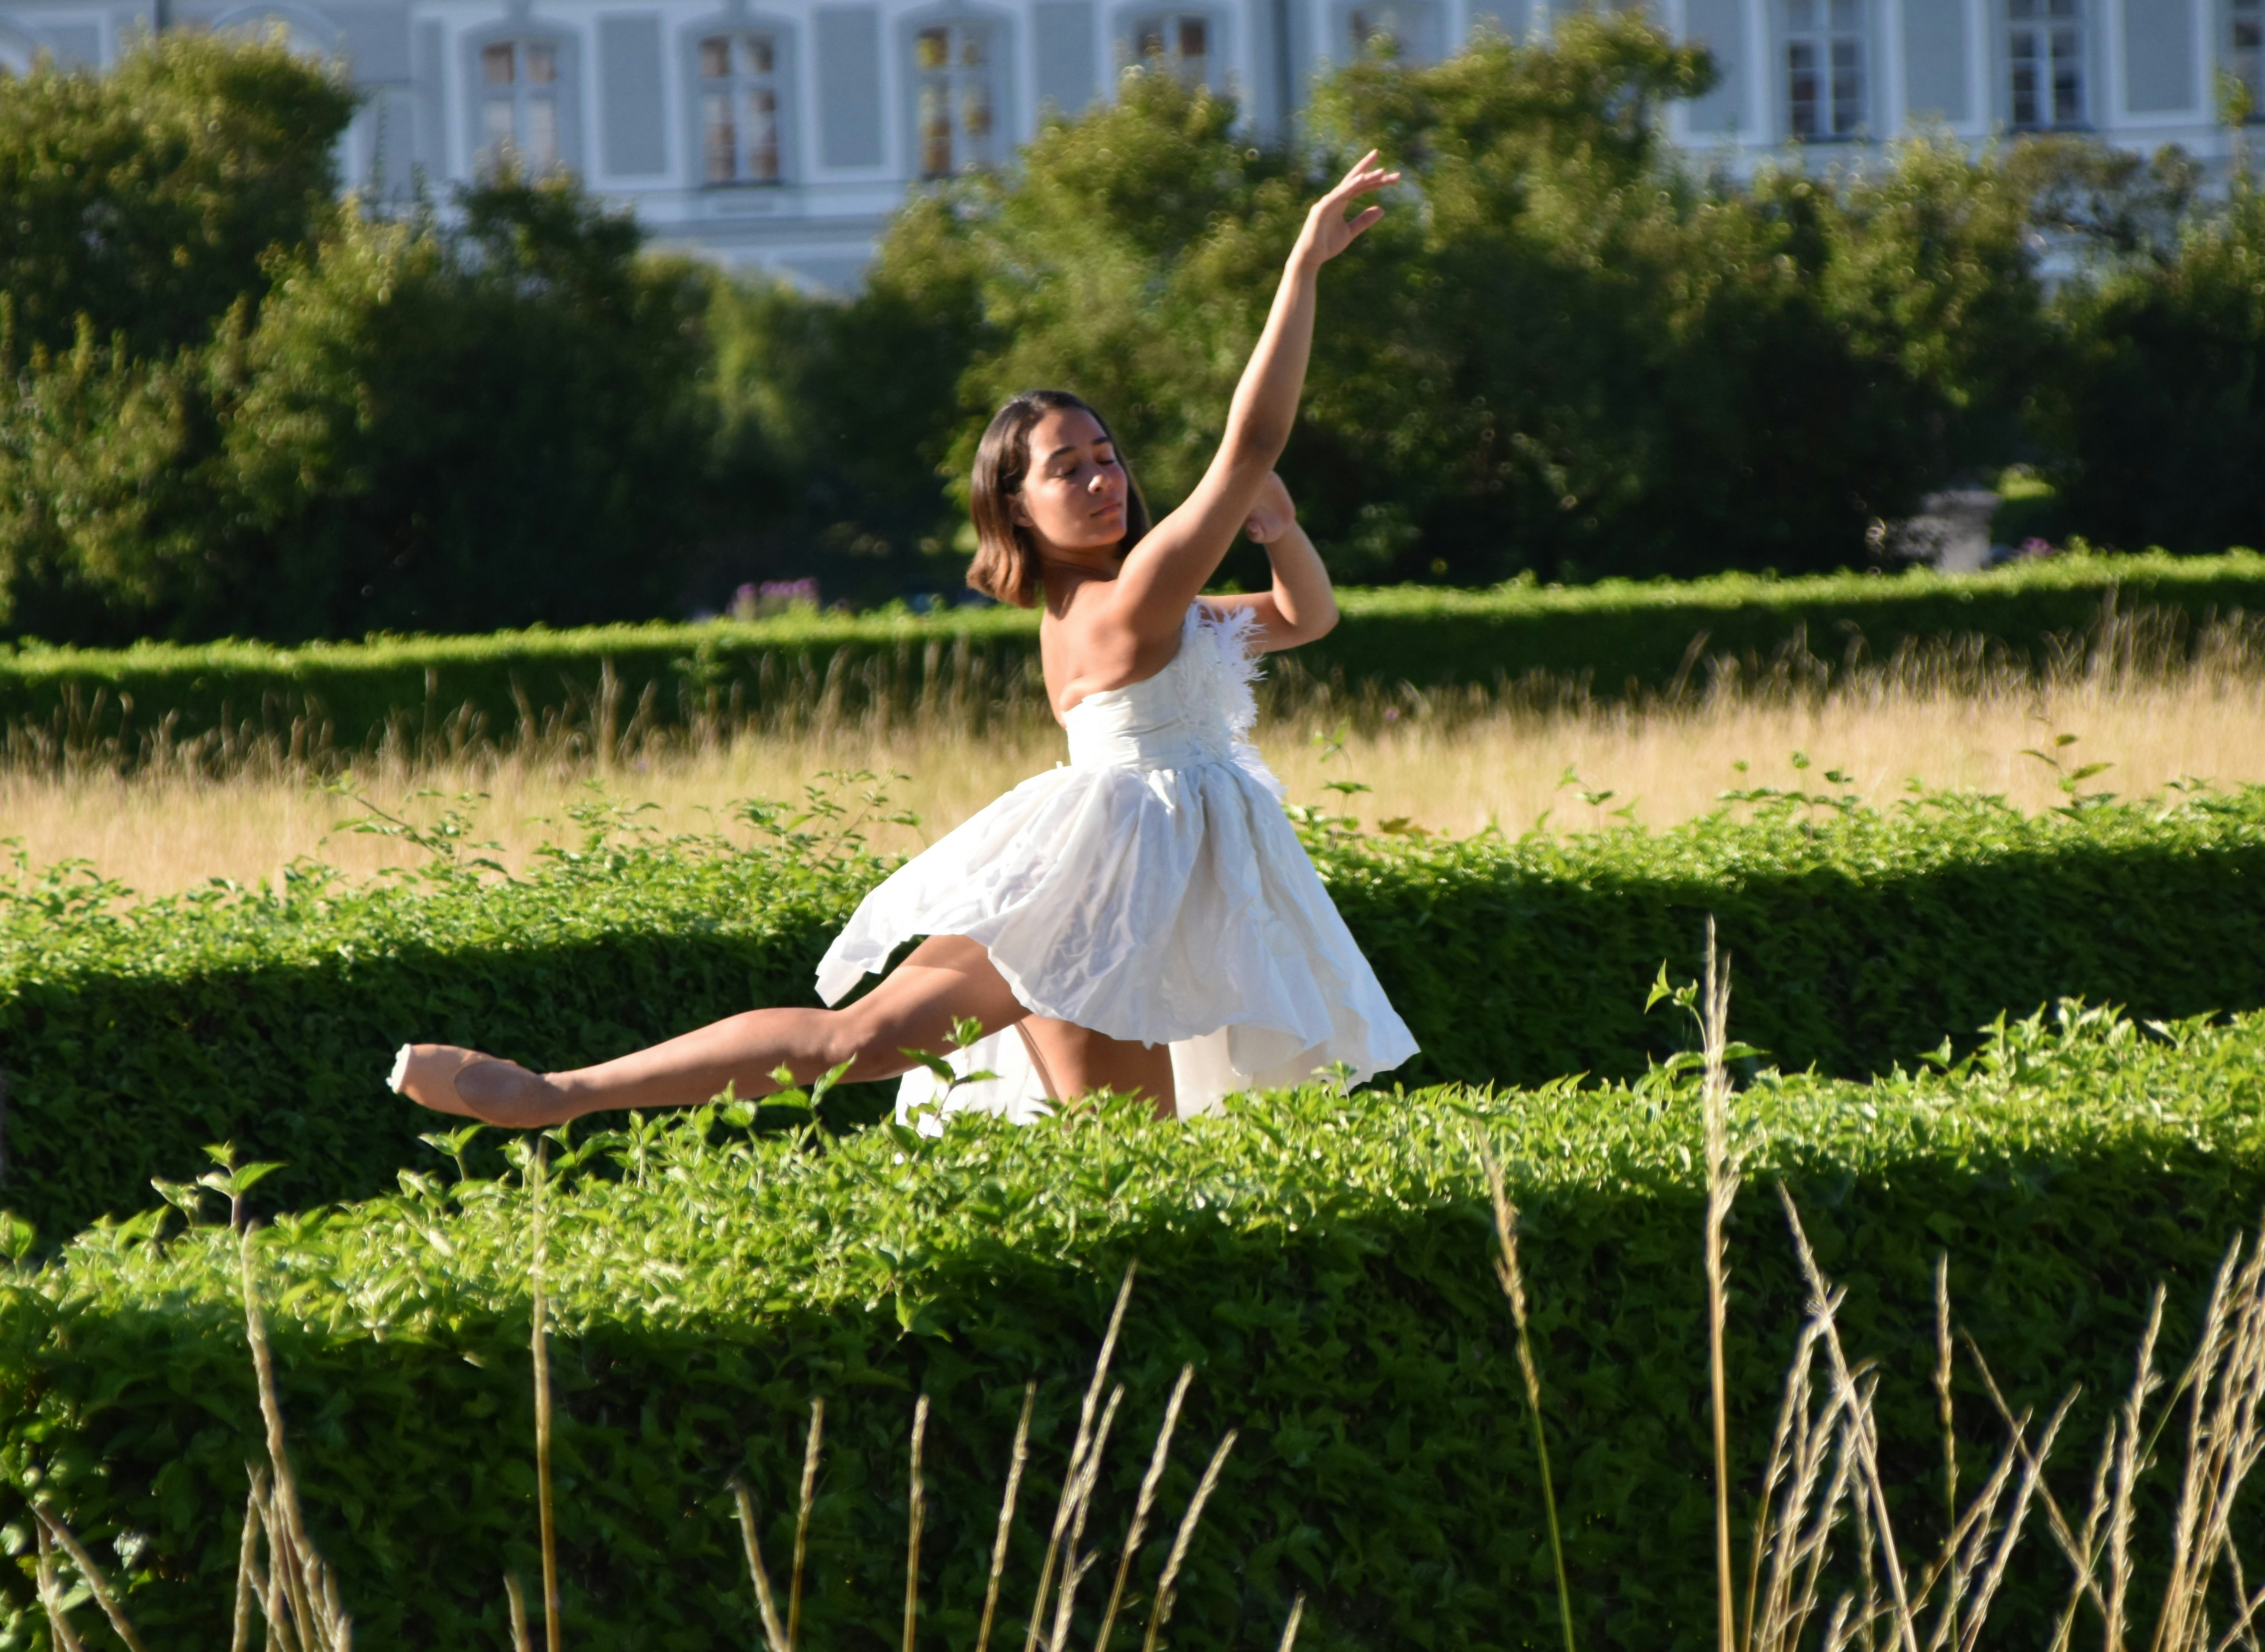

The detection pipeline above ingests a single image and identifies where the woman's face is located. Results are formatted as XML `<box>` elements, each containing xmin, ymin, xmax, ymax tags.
<box><xmin>1010</xmin><ymin>408</ymin><xmax>1128</xmax><ymax>556</ymax></box>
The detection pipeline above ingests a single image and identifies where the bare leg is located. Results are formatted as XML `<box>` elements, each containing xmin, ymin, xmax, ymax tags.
<box><xmin>1021</xmin><ymin>1018</ymin><xmax>1177</xmax><ymax>1120</ymax></box>
<box><xmin>409</xmin><ymin>936</ymin><xmax>1031</xmax><ymax>1128</ymax></box>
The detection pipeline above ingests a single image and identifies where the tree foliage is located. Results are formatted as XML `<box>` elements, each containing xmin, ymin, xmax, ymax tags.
<box><xmin>0</xmin><ymin>30</ymin><xmax>353</xmax><ymax>358</ymax></box>
<box><xmin>780</xmin><ymin>15</ymin><xmax>2044</xmax><ymax>588</ymax></box>
<box><xmin>2034</xmin><ymin>168</ymin><xmax>2265</xmax><ymax>555</ymax></box>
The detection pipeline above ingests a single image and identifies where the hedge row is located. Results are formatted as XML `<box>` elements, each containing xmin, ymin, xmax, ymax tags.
<box><xmin>5</xmin><ymin>784</ymin><xmax>2265</xmax><ymax>1239</ymax></box>
<box><xmin>1</xmin><ymin>1005</ymin><xmax>2262</xmax><ymax>1649</ymax></box>
<box><xmin>3</xmin><ymin>552</ymin><xmax>2261</xmax><ymax>752</ymax></box>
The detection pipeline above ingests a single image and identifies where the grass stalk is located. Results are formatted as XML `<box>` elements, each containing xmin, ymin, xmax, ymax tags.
<box><xmin>230</xmin><ymin>1479</ymin><xmax>262</xmax><ymax>1652</ymax></box>
<box><xmin>506</xmin><ymin>1574</ymin><xmax>535</xmax><ymax>1652</ymax></box>
<box><xmin>1026</xmin><ymin>1265</ymin><xmax>1136</xmax><ymax>1652</ymax></box>
<box><xmin>906</xmin><ymin>1393</ymin><xmax>930</xmax><ymax>1652</ymax></box>
<box><xmin>1137</xmin><ymin>1429</ymin><xmax>1237</xmax><ymax>1652</ymax></box>
<box><xmin>1046</xmin><ymin>1385</ymin><xmax>1125</xmax><ymax>1652</ymax></box>
<box><xmin>35</xmin><ymin>1522</ymin><xmax>87</xmax><ymax>1652</ymax></box>
<box><xmin>1699</xmin><ymin>916</ymin><xmax>1740</xmax><ymax>1652</ymax></box>
<box><xmin>731</xmin><ymin>1477</ymin><xmax>791</xmax><ymax>1652</ymax></box>
<box><xmin>1933</xmin><ymin>1253</ymin><xmax>1959</xmax><ymax>1652</ymax></box>
<box><xmin>1274</xmin><ymin>1592</ymin><xmax>1307</xmax><ymax>1652</ymax></box>
<box><xmin>978</xmin><ymin>1384</ymin><xmax>1036</xmax><ymax>1652</ymax></box>
<box><xmin>30</xmin><ymin>1502</ymin><xmax>149</xmax><ymax>1652</ymax></box>
<box><xmin>1093</xmin><ymin>1365</ymin><xmax>1195</xmax><ymax>1652</ymax></box>
<box><xmin>1483</xmin><ymin>1154</ymin><xmax>1577</xmax><ymax>1652</ymax></box>
<box><xmin>238</xmin><ymin>1223</ymin><xmax>347</xmax><ymax>1652</ymax></box>
<box><xmin>790</xmin><ymin>1397</ymin><xmax>824</xmax><ymax>1652</ymax></box>
<box><xmin>529</xmin><ymin>1137</ymin><xmax>561</xmax><ymax>1652</ymax></box>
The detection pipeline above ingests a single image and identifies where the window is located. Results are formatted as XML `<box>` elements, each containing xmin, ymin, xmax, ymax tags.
<box><xmin>1786</xmin><ymin>0</ymin><xmax>1864</xmax><ymax>137</ymax></box>
<box><xmin>913</xmin><ymin>20</ymin><xmax>999</xmax><ymax>178</ymax></box>
<box><xmin>1130</xmin><ymin>12</ymin><xmax>1211</xmax><ymax>86</ymax></box>
<box><xmin>699</xmin><ymin>32</ymin><xmax>781</xmax><ymax>182</ymax></box>
<box><xmin>1346</xmin><ymin>0</ymin><xmax>1433</xmax><ymax>61</ymax></box>
<box><xmin>2008</xmin><ymin>0</ymin><xmax>2084</xmax><ymax>128</ymax></box>
<box><xmin>2235</xmin><ymin>0</ymin><xmax>2263</xmax><ymax>117</ymax></box>
<box><xmin>480</xmin><ymin>38</ymin><xmax>561</xmax><ymax>171</ymax></box>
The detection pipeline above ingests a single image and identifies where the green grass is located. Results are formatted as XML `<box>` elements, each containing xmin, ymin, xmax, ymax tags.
<box><xmin>2</xmin><ymin>1002</ymin><xmax>2263</xmax><ymax>1649</ymax></box>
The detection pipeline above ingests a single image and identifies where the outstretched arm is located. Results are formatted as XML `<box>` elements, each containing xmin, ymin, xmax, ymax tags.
<box><xmin>1204</xmin><ymin>472</ymin><xmax>1338</xmax><ymax>652</ymax></box>
<box><xmin>1103</xmin><ymin>152</ymin><xmax>1397</xmax><ymax>642</ymax></box>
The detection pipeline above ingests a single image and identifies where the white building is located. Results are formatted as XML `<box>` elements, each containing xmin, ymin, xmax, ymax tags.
<box><xmin>0</xmin><ymin>0</ymin><xmax>2246</xmax><ymax>287</ymax></box>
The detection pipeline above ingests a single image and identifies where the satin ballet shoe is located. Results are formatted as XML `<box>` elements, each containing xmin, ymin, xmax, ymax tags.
<box><xmin>390</xmin><ymin>1043</ymin><xmax>556</xmax><ymax>1126</ymax></box>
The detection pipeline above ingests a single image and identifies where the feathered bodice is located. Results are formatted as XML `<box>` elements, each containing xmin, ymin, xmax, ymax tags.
<box><xmin>1061</xmin><ymin>603</ymin><xmax>1284</xmax><ymax>799</ymax></box>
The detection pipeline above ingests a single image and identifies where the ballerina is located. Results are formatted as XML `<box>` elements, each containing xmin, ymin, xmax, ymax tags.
<box><xmin>392</xmin><ymin>150</ymin><xmax>1418</xmax><ymax>1130</ymax></box>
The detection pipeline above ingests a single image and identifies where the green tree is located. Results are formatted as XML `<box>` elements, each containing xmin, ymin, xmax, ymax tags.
<box><xmin>884</xmin><ymin>15</ymin><xmax>2043</xmax><ymax>587</ymax></box>
<box><xmin>699</xmin><ymin>192</ymin><xmax>990</xmax><ymax>605</ymax></box>
<box><xmin>221</xmin><ymin>175</ymin><xmax>719</xmax><ymax>637</ymax></box>
<box><xmin>2036</xmin><ymin>170</ymin><xmax>2265</xmax><ymax>554</ymax></box>
<box><xmin>0</xmin><ymin>30</ymin><xmax>354</xmax><ymax>358</ymax></box>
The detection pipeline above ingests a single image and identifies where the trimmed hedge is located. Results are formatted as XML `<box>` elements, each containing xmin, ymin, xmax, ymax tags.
<box><xmin>5</xmin><ymin>786</ymin><xmax>2265</xmax><ymax>1239</ymax></box>
<box><xmin>3</xmin><ymin>551</ymin><xmax>2261</xmax><ymax>752</ymax></box>
<box><xmin>0</xmin><ymin>1006</ymin><xmax>2262</xmax><ymax>1650</ymax></box>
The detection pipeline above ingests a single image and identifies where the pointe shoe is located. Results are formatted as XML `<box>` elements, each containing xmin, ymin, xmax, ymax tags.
<box><xmin>390</xmin><ymin>1044</ymin><xmax>559</xmax><ymax>1127</ymax></box>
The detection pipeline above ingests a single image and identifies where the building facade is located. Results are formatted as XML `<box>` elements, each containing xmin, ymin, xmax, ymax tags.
<box><xmin>0</xmin><ymin>0</ymin><xmax>2245</xmax><ymax>287</ymax></box>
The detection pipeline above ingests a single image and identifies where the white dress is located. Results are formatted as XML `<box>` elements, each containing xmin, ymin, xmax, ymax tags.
<box><xmin>814</xmin><ymin>603</ymin><xmax>1420</xmax><ymax>1131</ymax></box>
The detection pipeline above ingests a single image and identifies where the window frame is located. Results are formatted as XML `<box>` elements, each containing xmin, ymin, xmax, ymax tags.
<box><xmin>461</xmin><ymin>24</ymin><xmax>583</xmax><ymax>178</ymax></box>
<box><xmin>2230</xmin><ymin>0</ymin><xmax>2265</xmax><ymax>120</ymax></box>
<box><xmin>2003</xmin><ymin>0</ymin><xmax>2089</xmax><ymax>131</ymax></box>
<box><xmin>1332</xmin><ymin>0</ymin><xmax>1442</xmax><ymax>66</ymax></box>
<box><xmin>900</xmin><ymin>7</ymin><xmax>1014</xmax><ymax>181</ymax></box>
<box><xmin>1781</xmin><ymin>0</ymin><xmax>1870</xmax><ymax>141</ymax></box>
<box><xmin>1115</xmin><ymin>5</ymin><xmax>1227</xmax><ymax>91</ymax></box>
<box><xmin>684</xmin><ymin>14</ymin><xmax>797</xmax><ymax>188</ymax></box>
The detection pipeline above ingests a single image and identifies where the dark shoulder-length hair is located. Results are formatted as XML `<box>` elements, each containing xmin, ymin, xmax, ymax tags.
<box><xmin>966</xmin><ymin>389</ymin><xmax>1151</xmax><ymax>608</ymax></box>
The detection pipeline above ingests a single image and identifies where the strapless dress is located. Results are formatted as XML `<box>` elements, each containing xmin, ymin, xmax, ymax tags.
<box><xmin>813</xmin><ymin>602</ymin><xmax>1418</xmax><ymax>1127</ymax></box>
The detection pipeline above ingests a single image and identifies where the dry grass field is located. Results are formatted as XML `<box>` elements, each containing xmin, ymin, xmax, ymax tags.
<box><xmin>7</xmin><ymin>652</ymin><xmax>2263</xmax><ymax>895</ymax></box>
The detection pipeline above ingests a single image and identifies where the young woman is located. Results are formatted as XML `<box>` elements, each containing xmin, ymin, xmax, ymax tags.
<box><xmin>392</xmin><ymin>152</ymin><xmax>1417</xmax><ymax>1130</ymax></box>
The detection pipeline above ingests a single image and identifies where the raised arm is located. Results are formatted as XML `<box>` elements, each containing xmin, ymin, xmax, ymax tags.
<box><xmin>1103</xmin><ymin>152</ymin><xmax>1397</xmax><ymax>642</ymax></box>
<box><xmin>1204</xmin><ymin>472</ymin><xmax>1338</xmax><ymax>652</ymax></box>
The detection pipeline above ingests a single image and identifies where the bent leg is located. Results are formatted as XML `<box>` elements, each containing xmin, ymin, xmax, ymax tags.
<box><xmin>1020</xmin><ymin>1018</ymin><xmax>1176</xmax><ymax>1120</ymax></box>
<box><xmin>429</xmin><ymin>935</ymin><xmax>1030</xmax><ymax>1127</ymax></box>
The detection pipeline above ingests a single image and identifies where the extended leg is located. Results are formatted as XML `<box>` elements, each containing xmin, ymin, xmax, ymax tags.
<box><xmin>398</xmin><ymin>935</ymin><xmax>1030</xmax><ymax>1128</ymax></box>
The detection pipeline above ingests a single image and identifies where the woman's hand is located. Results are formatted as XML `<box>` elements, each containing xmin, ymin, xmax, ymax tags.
<box><xmin>1244</xmin><ymin>472</ymin><xmax>1297</xmax><ymax>544</ymax></box>
<box><xmin>1294</xmin><ymin>151</ymin><xmax>1401</xmax><ymax>269</ymax></box>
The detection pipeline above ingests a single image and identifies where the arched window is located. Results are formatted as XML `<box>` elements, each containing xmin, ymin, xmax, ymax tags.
<box><xmin>699</xmin><ymin>31</ymin><xmax>782</xmax><ymax>183</ymax></box>
<box><xmin>913</xmin><ymin>18</ymin><xmax>1000</xmax><ymax>177</ymax></box>
<box><xmin>2007</xmin><ymin>0</ymin><xmax>2084</xmax><ymax>128</ymax></box>
<box><xmin>480</xmin><ymin>38</ymin><xmax>563</xmax><ymax>171</ymax></box>
<box><xmin>1786</xmin><ymin>0</ymin><xmax>1865</xmax><ymax>137</ymax></box>
<box><xmin>1128</xmin><ymin>11</ymin><xmax>1212</xmax><ymax>87</ymax></box>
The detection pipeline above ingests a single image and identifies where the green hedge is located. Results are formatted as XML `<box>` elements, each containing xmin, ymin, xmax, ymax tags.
<box><xmin>1</xmin><ymin>1006</ymin><xmax>2262</xmax><ymax>1650</ymax></box>
<box><xmin>5</xmin><ymin>786</ymin><xmax>2265</xmax><ymax>1239</ymax></box>
<box><xmin>4</xmin><ymin>552</ymin><xmax>2261</xmax><ymax>753</ymax></box>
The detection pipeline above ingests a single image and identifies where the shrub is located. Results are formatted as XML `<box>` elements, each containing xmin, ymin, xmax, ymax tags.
<box><xmin>2</xmin><ymin>550</ymin><xmax>2260</xmax><ymax>761</ymax></box>
<box><xmin>0</xmin><ymin>1005</ymin><xmax>2261</xmax><ymax>1648</ymax></box>
<box><xmin>4</xmin><ymin>780</ymin><xmax>2264</xmax><ymax>1238</ymax></box>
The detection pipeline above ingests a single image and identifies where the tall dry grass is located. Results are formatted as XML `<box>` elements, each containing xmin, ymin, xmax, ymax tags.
<box><xmin>9</xmin><ymin>617</ymin><xmax>2265</xmax><ymax>894</ymax></box>
<box><xmin>1488</xmin><ymin>925</ymin><xmax>2265</xmax><ymax>1652</ymax></box>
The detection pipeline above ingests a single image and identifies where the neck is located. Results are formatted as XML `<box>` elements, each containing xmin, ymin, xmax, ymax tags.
<box><xmin>1037</xmin><ymin>541</ymin><xmax>1124</xmax><ymax>595</ymax></box>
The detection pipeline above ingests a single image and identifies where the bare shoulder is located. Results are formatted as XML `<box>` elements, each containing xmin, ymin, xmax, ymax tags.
<box><xmin>1040</xmin><ymin>575</ymin><xmax>1186</xmax><ymax>713</ymax></box>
